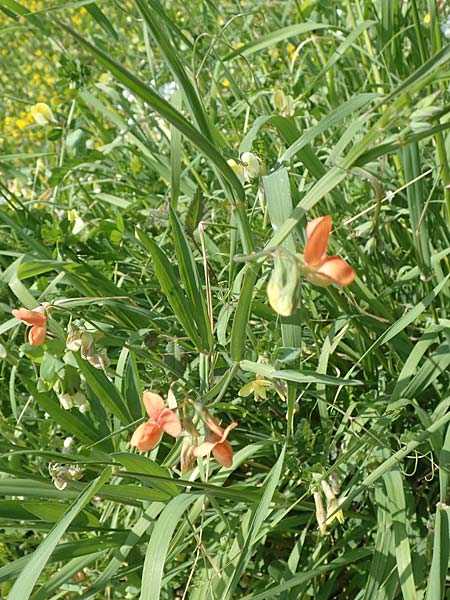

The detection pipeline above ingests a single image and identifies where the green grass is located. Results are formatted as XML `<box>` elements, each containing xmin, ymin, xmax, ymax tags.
<box><xmin>0</xmin><ymin>1</ymin><xmax>449</xmax><ymax>598</ymax></box>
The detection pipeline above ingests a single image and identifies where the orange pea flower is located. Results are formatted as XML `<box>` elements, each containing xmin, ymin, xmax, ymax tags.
<box><xmin>12</xmin><ymin>306</ymin><xmax>47</xmax><ymax>346</ymax></box>
<box><xmin>302</xmin><ymin>216</ymin><xmax>355</xmax><ymax>287</ymax></box>
<box><xmin>130</xmin><ymin>391</ymin><xmax>182</xmax><ymax>452</ymax></box>
<box><xmin>194</xmin><ymin>416</ymin><xmax>238</xmax><ymax>468</ymax></box>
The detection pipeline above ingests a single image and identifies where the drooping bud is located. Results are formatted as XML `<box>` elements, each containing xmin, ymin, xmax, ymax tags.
<box><xmin>66</xmin><ymin>323</ymin><xmax>82</xmax><ymax>351</ymax></box>
<box><xmin>180</xmin><ymin>436</ymin><xmax>197</xmax><ymax>475</ymax></box>
<box><xmin>30</xmin><ymin>102</ymin><xmax>55</xmax><ymax>126</ymax></box>
<box><xmin>272</xmin><ymin>89</ymin><xmax>287</xmax><ymax>112</ymax></box>
<box><xmin>240</xmin><ymin>152</ymin><xmax>262</xmax><ymax>179</ymax></box>
<box><xmin>267</xmin><ymin>251</ymin><xmax>301</xmax><ymax>316</ymax></box>
<box><xmin>227</xmin><ymin>158</ymin><xmax>245</xmax><ymax>182</ymax></box>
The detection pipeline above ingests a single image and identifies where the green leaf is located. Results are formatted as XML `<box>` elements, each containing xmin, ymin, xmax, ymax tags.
<box><xmin>240</xmin><ymin>360</ymin><xmax>362</xmax><ymax>386</ymax></box>
<box><xmin>224</xmin><ymin>23</ymin><xmax>328</xmax><ymax>59</ymax></box>
<box><xmin>136</xmin><ymin>227</ymin><xmax>204</xmax><ymax>350</ymax></box>
<box><xmin>169</xmin><ymin>206</ymin><xmax>212</xmax><ymax>351</ymax></box>
<box><xmin>75</xmin><ymin>354</ymin><xmax>132</xmax><ymax>425</ymax></box>
<box><xmin>8</xmin><ymin>467</ymin><xmax>111</xmax><ymax>600</ymax></box>
<box><xmin>139</xmin><ymin>493</ymin><xmax>199</xmax><ymax>600</ymax></box>
<box><xmin>114</xmin><ymin>452</ymin><xmax>179</xmax><ymax>498</ymax></box>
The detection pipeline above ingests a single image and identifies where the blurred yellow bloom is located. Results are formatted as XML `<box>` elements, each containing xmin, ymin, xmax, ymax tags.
<box><xmin>222</xmin><ymin>78</ymin><xmax>230</xmax><ymax>88</ymax></box>
<box><xmin>98</xmin><ymin>73</ymin><xmax>112</xmax><ymax>84</ymax></box>
<box><xmin>71</xmin><ymin>14</ymin><xmax>83</xmax><ymax>26</ymax></box>
<box><xmin>16</xmin><ymin>118</ymin><xmax>29</xmax><ymax>130</ymax></box>
<box><xmin>423</xmin><ymin>13</ymin><xmax>431</xmax><ymax>24</ymax></box>
<box><xmin>271</xmin><ymin>48</ymin><xmax>280</xmax><ymax>60</ymax></box>
<box><xmin>30</xmin><ymin>102</ymin><xmax>55</xmax><ymax>126</ymax></box>
<box><xmin>287</xmin><ymin>42</ymin><xmax>296</xmax><ymax>55</ymax></box>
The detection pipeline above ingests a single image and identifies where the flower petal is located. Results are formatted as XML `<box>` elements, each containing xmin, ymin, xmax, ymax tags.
<box><xmin>212</xmin><ymin>440</ymin><xmax>234</xmax><ymax>468</ymax></box>
<box><xmin>12</xmin><ymin>308</ymin><xmax>46</xmax><ymax>326</ymax></box>
<box><xmin>193</xmin><ymin>439</ymin><xmax>218</xmax><ymax>458</ymax></box>
<box><xmin>304</xmin><ymin>216</ymin><xmax>332</xmax><ymax>267</ymax></box>
<box><xmin>29</xmin><ymin>324</ymin><xmax>46</xmax><ymax>346</ymax></box>
<box><xmin>316</xmin><ymin>256</ymin><xmax>355</xmax><ymax>286</ymax></box>
<box><xmin>204</xmin><ymin>415</ymin><xmax>225</xmax><ymax>438</ymax></box>
<box><xmin>157</xmin><ymin>407</ymin><xmax>182</xmax><ymax>438</ymax></box>
<box><xmin>143</xmin><ymin>391</ymin><xmax>165</xmax><ymax>420</ymax></box>
<box><xmin>219</xmin><ymin>422</ymin><xmax>238</xmax><ymax>443</ymax></box>
<box><xmin>130</xmin><ymin>422</ymin><xmax>163</xmax><ymax>452</ymax></box>
<box><xmin>238</xmin><ymin>382</ymin><xmax>256</xmax><ymax>397</ymax></box>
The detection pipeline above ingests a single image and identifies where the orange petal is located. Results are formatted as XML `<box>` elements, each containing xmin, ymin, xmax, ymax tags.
<box><xmin>29</xmin><ymin>324</ymin><xmax>47</xmax><ymax>346</ymax></box>
<box><xmin>143</xmin><ymin>391</ymin><xmax>165</xmax><ymax>420</ymax></box>
<box><xmin>212</xmin><ymin>440</ymin><xmax>234</xmax><ymax>468</ymax></box>
<box><xmin>12</xmin><ymin>308</ymin><xmax>46</xmax><ymax>326</ymax></box>
<box><xmin>316</xmin><ymin>256</ymin><xmax>356</xmax><ymax>286</ymax></box>
<box><xmin>219</xmin><ymin>422</ymin><xmax>238</xmax><ymax>443</ymax></box>
<box><xmin>130</xmin><ymin>422</ymin><xmax>163</xmax><ymax>452</ymax></box>
<box><xmin>157</xmin><ymin>407</ymin><xmax>182</xmax><ymax>438</ymax></box>
<box><xmin>193</xmin><ymin>438</ymin><xmax>218</xmax><ymax>458</ymax></box>
<box><xmin>304</xmin><ymin>216</ymin><xmax>332</xmax><ymax>267</ymax></box>
<box><xmin>204</xmin><ymin>415</ymin><xmax>224</xmax><ymax>438</ymax></box>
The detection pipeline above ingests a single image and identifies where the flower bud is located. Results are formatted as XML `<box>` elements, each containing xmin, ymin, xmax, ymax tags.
<box><xmin>30</xmin><ymin>103</ymin><xmax>55</xmax><ymax>126</ymax></box>
<box><xmin>227</xmin><ymin>158</ymin><xmax>245</xmax><ymax>182</ymax></box>
<box><xmin>59</xmin><ymin>393</ymin><xmax>74</xmax><ymax>410</ymax></box>
<box><xmin>66</xmin><ymin>325</ymin><xmax>82</xmax><ymax>351</ymax></box>
<box><xmin>272</xmin><ymin>89</ymin><xmax>287</xmax><ymax>112</ymax></box>
<box><xmin>180</xmin><ymin>436</ymin><xmax>196</xmax><ymax>475</ymax></box>
<box><xmin>241</xmin><ymin>152</ymin><xmax>262</xmax><ymax>179</ymax></box>
<box><xmin>80</xmin><ymin>332</ymin><xmax>95</xmax><ymax>360</ymax></box>
<box><xmin>267</xmin><ymin>253</ymin><xmax>301</xmax><ymax>316</ymax></box>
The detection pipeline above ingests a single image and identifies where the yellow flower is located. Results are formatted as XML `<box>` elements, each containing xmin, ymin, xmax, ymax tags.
<box><xmin>239</xmin><ymin>377</ymin><xmax>274</xmax><ymax>401</ymax></box>
<box><xmin>98</xmin><ymin>73</ymin><xmax>112</xmax><ymax>84</ymax></box>
<box><xmin>423</xmin><ymin>13</ymin><xmax>431</xmax><ymax>24</ymax></box>
<box><xmin>271</xmin><ymin>48</ymin><xmax>280</xmax><ymax>60</ymax></box>
<box><xmin>222</xmin><ymin>78</ymin><xmax>230</xmax><ymax>89</ymax></box>
<box><xmin>16</xmin><ymin>118</ymin><xmax>29</xmax><ymax>130</ymax></box>
<box><xmin>30</xmin><ymin>102</ymin><xmax>55</xmax><ymax>126</ymax></box>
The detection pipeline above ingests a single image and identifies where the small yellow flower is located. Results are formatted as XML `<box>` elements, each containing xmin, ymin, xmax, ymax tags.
<box><xmin>287</xmin><ymin>42</ymin><xmax>296</xmax><ymax>55</ymax></box>
<box><xmin>222</xmin><ymin>78</ymin><xmax>230</xmax><ymax>89</ymax></box>
<box><xmin>16</xmin><ymin>118</ymin><xmax>29</xmax><ymax>130</ymax></box>
<box><xmin>98</xmin><ymin>73</ymin><xmax>112</xmax><ymax>84</ymax></box>
<box><xmin>271</xmin><ymin>48</ymin><xmax>280</xmax><ymax>60</ymax></box>
<box><xmin>423</xmin><ymin>13</ymin><xmax>431</xmax><ymax>24</ymax></box>
<box><xmin>239</xmin><ymin>377</ymin><xmax>273</xmax><ymax>401</ymax></box>
<box><xmin>30</xmin><ymin>102</ymin><xmax>55</xmax><ymax>126</ymax></box>
<box><xmin>71</xmin><ymin>14</ymin><xmax>83</xmax><ymax>26</ymax></box>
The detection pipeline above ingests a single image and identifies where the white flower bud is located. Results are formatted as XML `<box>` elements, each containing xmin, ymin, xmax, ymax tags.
<box><xmin>59</xmin><ymin>393</ymin><xmax>74</xmax><ymax>410</ymax></box>
<box><xmin>241</xmin><ymin>152</ymin><xmax>262</xmax><ymax>179</ymax></box>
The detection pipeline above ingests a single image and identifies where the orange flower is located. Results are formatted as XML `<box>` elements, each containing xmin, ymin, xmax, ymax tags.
<box><xmin>12</xmin><ymin>307</ymin><xmax>47</xmax><ymax>346</ymax></box>
<box><xmin>130</xmin><ymin>391</ymin><xmax>181</xmax><ymax>452</ymax></box>
<box><xmin>194</xmin><ymin>417</ymin><xmax>238</xmax><ymax>468</ymax></box>
<box><xmin>302</xmin><ymin>216</ymin><xmax>355</xmax><ymax>287</ymax></box>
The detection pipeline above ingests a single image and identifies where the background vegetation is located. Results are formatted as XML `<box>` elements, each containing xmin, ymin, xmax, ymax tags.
<box><xmin>0</xmin><ymin>0</ymin><xmax>450</xmax><ymax>598</ymax></box>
